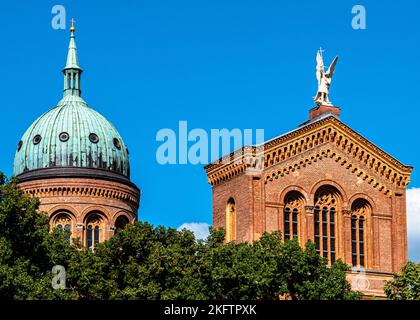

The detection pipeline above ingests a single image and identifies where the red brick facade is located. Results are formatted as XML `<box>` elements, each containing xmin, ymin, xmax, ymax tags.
<box><xmin>309</xmin><ymin>105</ymin><xmax>340</xmax><ymax>120</ymax></box>
<box><xmin>205</xmin><ymin>108</ymin><xmax>413</xmax><ymax>297</ymax></box>
<box><xmin>18</xmin><ymin>175</ymin><xmax>140</xmax><ymax>247</ymax></box>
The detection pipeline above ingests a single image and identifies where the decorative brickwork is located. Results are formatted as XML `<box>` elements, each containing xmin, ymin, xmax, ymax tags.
<box><xmin>204</xmin><ymin>111</ymin><xmax>413</xmax><ymax>297</ymax></box>
<box><xmin>18</xmin><ymin>176</ymin><xmax>140</xmax><ymax>247</ymax></box>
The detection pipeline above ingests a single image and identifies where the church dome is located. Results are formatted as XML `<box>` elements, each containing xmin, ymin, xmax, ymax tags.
<box><xmin>13</xmin><ymin>95</ymin><xmax>130</xmax><ymax>177</ymax></box>
<box><xmin>13</xmin><ymin>27</ymin><xmax>130</xmax><ymax>178</ymax></box>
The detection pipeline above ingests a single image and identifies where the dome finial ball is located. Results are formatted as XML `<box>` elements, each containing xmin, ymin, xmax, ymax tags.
<box><xmin>70</xmin><ymin>18</ymin><xmax>76</xmax><ymax>32</ymax></box>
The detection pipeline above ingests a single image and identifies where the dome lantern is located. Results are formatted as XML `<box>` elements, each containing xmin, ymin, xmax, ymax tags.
<box><xmin>63</xmin><ymin>19</ymin><xmax>82</xmax><ymax>97</ymax></box>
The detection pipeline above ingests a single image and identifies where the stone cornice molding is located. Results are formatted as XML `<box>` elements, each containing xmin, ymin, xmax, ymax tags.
<box><xmin>19</xmin><ymin>180</ymin><xmax>140</xmax><ymax>209</ymax></box>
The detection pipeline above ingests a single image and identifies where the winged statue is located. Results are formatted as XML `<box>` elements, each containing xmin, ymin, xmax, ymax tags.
<box><xmin>314</xmin><ymin>48</ymin><xmax>338</xmax><ymax>106</ymax></box>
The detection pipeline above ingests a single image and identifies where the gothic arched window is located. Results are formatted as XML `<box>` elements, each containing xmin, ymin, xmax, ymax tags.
<box><xmin>85</xmin><ymin>213</ymin><xmax>104</xmax><ymax>250</ymax></box>
<box><xmin>284</xmin><ymin>207</ymin><xmax>291</xmax><ymax>239</ymax></box>
<box><xmin>226</xmin><ymin>198</ymin><xmax>236</xmax><ymax>242</ymax></box>
<box><xmin>64</xmin><ymin>223</ymin><xmax>71</xmax><ymax>241</ymax></box>
<box><xmin>52</xmin><ymin>212</ymin><xmax>72</xmax><ymax>242</ymax></box>
<box><xmin>115</xmin><ymin>215</ymin><xmax>130</xmax><ymax>233</ymax></box>
<box><xmin>351</xmin><ymin>199</ymin><xmax>370</xmax><ymax>267</ymax></box>
<box><xmin>283</xmin><ymin>191</ymin><xmax>305</xmax><ymax>242</ymax></box>
<box><xmin>87</xmin><ymin>225</ymin><xmax>93</xmax><ymax>249</ymax></box>
<box><xmin>94</xmin><ymin>226</ymin><xmax>100</xmax><ymax>244</ymax></box>
<box><xmin>313</xmin><ymin>186</ymin><xmax>341</xmax><ymax>264</ymax></box>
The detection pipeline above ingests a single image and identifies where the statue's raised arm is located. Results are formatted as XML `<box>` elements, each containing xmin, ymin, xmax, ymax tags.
<box><xmin>316</xmin><ymin>50</ymin><xmax>324</xmax><ymax>83</ymax></box>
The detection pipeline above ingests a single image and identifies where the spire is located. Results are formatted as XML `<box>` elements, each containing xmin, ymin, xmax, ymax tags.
<box><xmin>63</xmin><ymin>19</ymin><xmax>82</xmax><ymax>97</ymax></box>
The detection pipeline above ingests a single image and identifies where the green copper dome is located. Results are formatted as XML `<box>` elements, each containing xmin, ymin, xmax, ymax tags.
<box><xmin>13</xmin><ymin>28</ymin><xmax>130</xmax><ymax>178</ymax></box>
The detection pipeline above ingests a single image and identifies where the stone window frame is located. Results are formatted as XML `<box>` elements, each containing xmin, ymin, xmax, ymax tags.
<box><xmin>282</xmin><ymin>191</ymin><xmax>305</xmax><ymax>243</ymax></box>
<box><xmin>350</xmin><ymin>198</ymin><xmax>372</xmax><ymax>268</ymax></box>
<box><xmin>313</xmin><ymin>186</ymin><xmax>342</xmax><ymax>264</ymax></box>
<box><xmin>51</xmin><ymin>211</ymin><xmax>75</xmax><ymax>242</ymax></box>
<box><xmin>84</xmin><ymin>211</ymin><xmax>106</xmax><ymax>250</ymax></box>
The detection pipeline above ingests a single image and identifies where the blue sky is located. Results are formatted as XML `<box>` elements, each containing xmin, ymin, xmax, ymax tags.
<box><xmin>0</xmin><ymin>1</ymin><xmax>419</xmax><ymax>259</ymax></box>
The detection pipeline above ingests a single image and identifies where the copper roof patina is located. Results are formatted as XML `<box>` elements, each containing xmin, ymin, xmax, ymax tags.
<box><xmin>14</xmin><ymin>27</ymin><xmax>130</xmax><ymax>178</ymax></box>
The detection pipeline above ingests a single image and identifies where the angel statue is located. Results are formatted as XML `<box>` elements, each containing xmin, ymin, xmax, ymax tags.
<box><xmin>314</xmin><ymin>48</ymin><xmax>339</xmax><ymax>106</ymax></box>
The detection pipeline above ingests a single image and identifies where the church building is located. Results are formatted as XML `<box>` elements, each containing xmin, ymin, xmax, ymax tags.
<box><xmin>10</xmin><ymin>23</ymin><xmax>413</xmax><ymax>298</ymax></box>
<box><xmin>13</xmin><ymin>26</ymin><xmax>140</xmax><ymax>249</ymax></box>
<box><xmin>204</xmin><ymin>52</ymin><xmax>413</xmax><ymax>297</ymax></box>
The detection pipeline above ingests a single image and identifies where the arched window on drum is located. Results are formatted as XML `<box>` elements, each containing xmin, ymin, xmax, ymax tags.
<box><xmin>52</xmin><ymin>212</ymin><xmax>72</xmax><ymax>242</ymax></box>
<box><xmin>85</xmin><ymin>212</ymin><xmax>104</xmax><ymax>251</ymax></box>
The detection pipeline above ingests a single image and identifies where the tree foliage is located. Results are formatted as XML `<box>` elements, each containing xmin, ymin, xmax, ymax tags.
<box><xmin>0</xmin><ymin>172</ymin><xmax>359</xmax><ymax>300</ymax></box>
<box><xmin>385</xmin><ymin>262</ymin><xmax>420</xmax><ymax>300</ymax></box>
<box><xmin>0</xmin><ymin>174</ymin><xmax>78</xmax><ymax>299</ymax></box>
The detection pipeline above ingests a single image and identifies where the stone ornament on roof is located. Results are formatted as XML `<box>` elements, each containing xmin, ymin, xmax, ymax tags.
<box><xmin>314</xmin><ymin>48</ymin><xmax>339</xmax><ymax>107</ymax></box>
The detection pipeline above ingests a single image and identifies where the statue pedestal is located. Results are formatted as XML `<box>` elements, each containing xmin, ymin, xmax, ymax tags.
<box><xmin>309</xmin><ymin>104</ymin><xmax>340</xmax><ymax>121</ymax></box>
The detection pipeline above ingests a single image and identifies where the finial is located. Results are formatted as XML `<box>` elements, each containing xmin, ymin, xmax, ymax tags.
<box><xmin>70</xmin><ymin>18</ymin><xmax>76</xmax><ymax>32</ymax></box>
<box><xmin>63</xmin><ymin>19</ymin><xmax>82</xmax><ymax>97</ymax></box>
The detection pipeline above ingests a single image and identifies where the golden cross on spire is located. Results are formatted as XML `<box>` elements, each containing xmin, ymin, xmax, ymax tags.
<box><xmin>70</xmin><ymin>18</ymin><xmax>76</xmax><ymax>32</ymax></box>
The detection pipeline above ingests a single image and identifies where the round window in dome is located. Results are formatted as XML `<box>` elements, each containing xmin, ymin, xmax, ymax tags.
<box><xmin>113</xmin><ymin>138</ymin><xmax>121</xmax><ymax>150</ymax></box>
<box><xmin>89</xmin><ymin>133</ymin><xmax>99</xmax><ymax>144</ymax></box>
<box><xmin>17</xmin><ymin>140</ymin><xmax>23</xmax><ymax>152</ymax></box>
<box><xmin>33</xmin><ymin>135</ymin><xmax>42</xmax><ymax>145</ymax></box>
<box><xmin>59</xmin><ymin>132</ymin><xmax>70</xmax><ymax>142</ymax></box>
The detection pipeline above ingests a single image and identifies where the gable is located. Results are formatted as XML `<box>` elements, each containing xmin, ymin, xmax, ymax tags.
<box><xmin>205</xmin><ymin>116</ymin><xmax>413</xmax><ymax>196</ymax></box>
<box><xmin>265</xmin><ymin>143</ymin><xmax>394</xmax><ymax>197</ymax></box>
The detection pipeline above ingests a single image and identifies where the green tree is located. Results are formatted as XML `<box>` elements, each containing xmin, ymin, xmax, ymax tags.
<box><xmin>87</xmin><ymin>223</ymin><xmax>202</xmax><ymax>299</ymax></box>
<box><xmin>0</xmin><ymin>173</ymin><xmax>78</xmax><ymax>299</ymax></box>
<box><xmin>385</xmin><ymin>262</ymin><xmax>420</xmax><ymax>300</ymax></box>
<box><xmin>0</xmin><ymin>171</ymin><xmax>360</xmax><ymax>300</ymax></box>
<box><xmin>196</xmin><ymin>230</ymin><xmax>359</xmax><ymax>300</ymax></box>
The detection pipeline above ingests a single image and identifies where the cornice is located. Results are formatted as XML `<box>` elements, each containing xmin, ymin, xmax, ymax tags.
<box><xmin>16</xmin><ymin>167</ymin><xmax>140</xmax><ymax>209</ymax></box>
<box><xmin>204</xmin><ymin>116</ymin><xmax>413</xmax><ymax>190</ymax></box>
<box><xmin>15</xmin><ymin>167</ymin><xmax>140</xmax><ymax>193</ymax></box>
<box><xmin>264</xmin><ymin>146</ymin><xmax>395</xmax><ymax>197</ymax></box>
<box><xmin>20</xmin><ymin>183</ymin><xmax>140</xmax><ymax>210</ymax></box>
